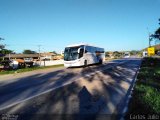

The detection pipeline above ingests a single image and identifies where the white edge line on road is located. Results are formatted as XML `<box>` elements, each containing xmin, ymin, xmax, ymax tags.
<box><xmin>119</xmin><ymin>66</ymin><xmax>141</xmax><ymax>120</ymax></box>
<box><xmin>0</xmin><ymin>61</ymin><xmax>127</xmax><ymax>111</ymax></box>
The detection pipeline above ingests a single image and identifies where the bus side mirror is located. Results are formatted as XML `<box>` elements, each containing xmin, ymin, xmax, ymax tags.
<box><xmin>78</xmin><ymin>48</ymin><xmax>81</xmax><ymax>53</ymax></box>
<box><xmin>78</xmin><ymin>48</ymin><xmax>84</xmax><ymax>54</ymax></box>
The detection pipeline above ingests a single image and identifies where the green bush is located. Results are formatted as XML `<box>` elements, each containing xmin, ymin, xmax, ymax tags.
<box><xmin>126</xmin><ymin>57</ymin><xmax>160</xmax><ymax>116</ymax></box>
<box><xmin>135</xmin><ymin>84</ymin><xmax>160</xmax><ymax>113</ymax></box>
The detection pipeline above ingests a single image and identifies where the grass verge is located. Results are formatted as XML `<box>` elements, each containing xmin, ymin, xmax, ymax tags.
<box><xmin>126</xmin><ymin>57</ymin><xmax>160</xmax><ymax>117</ymax></box>
<box><xmin>0</xmin><ymin>64</ymin><xmax>64</xmax><ymax>75</ymax></box>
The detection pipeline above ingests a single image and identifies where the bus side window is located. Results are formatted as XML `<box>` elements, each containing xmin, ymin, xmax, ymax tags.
<box><xmin>85</xmin><ymin>46</ymin><xmax>89</xmax><ymax>53</ymax></box>
<box><xmin>85</xmin><ymin>49</ymin><xmax>88</xmax><ymax>53</ymax></box>
<box><xmin>90</xmin><ymin>46</ymin><xmax>94</xmax><ymax>53</ymax></box>
<box><xmin>93</xmin><ymin>47</ymin><xmax>96</xmax><ymax>53</ymax></box>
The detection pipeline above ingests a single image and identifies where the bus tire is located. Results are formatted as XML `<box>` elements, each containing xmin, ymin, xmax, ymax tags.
<box><xmin>84</xmin><ymin>60</ymin><xmax>87</xmax><ymax>67</ymax></box>
<box><xmin>99</xmin><ymin>59</ymin><xmax>103</xmax><ymax>64</ymax></box>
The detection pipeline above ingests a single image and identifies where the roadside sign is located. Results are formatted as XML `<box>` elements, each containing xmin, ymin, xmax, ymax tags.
<box><xmin>147</xmin><ymin>47</ymin><xmax>155</xmax><ymax>56</ymax></box>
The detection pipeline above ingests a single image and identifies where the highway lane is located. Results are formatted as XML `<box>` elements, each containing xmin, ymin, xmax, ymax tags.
<box><xmin>0</xmin><ymin>58</ymin><xmax>142</xmax><ymax>120</ymax></box>
<box><xmin>0</xmin><ymin>59</ymin><xmax>128</xmax><ymax>110</ymax></box>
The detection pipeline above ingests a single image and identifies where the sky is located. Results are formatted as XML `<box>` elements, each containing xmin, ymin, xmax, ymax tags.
<box><xmin>0</xmin><ymin>0</ymin><xmax>160</xmax><ymax>53</ymax></box>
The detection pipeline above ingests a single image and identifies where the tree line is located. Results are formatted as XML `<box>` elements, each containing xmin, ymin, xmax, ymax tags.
<box><xmin>0</xmin><ymin>38</ymin><xmax>57</xmax><ymax>55</ymax></box>
<box><xmin>150</xmin><ymin>19</ymin><xmax>160</xmax><ymax>43</ymax></box>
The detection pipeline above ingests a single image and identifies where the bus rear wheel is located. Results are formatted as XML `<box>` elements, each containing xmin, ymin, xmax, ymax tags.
<box><xmin>99</xmin><ymin>59</ymin><xmax>103</xmax><ymax>64</ymax></box>
<box><xmin>84</xmin><ymin>60</ymin><xmax>87</xmax><ymax>67</ymax></box>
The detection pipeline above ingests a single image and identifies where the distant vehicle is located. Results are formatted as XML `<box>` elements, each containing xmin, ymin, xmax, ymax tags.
<box><xmin>124</xmin><ymin>52</ymin><xmax>130</xmax><ymax>58</ymax></box>
<box><xmin>10</xmin><ymin>60</ymin><xmax>19</xmax><ymax>69</ymax></box>
<box><xmin>143</xmin><ymin>51</ymin><xmax>148</xmax><ymax>57</ymax></box>
<box><xmin>24</xmin><ymin>58</ymin><xmax>33</xmax><ymax>63</ymax></box>
<box><xmin>63</xmin><ymin>44</ymin><xmax>105</xmax><ymax>67</ymax></box>
<box><xmin>157</xmin><ymin>51</ymin><xmax>160</xmax><ymax>56</ymax></box>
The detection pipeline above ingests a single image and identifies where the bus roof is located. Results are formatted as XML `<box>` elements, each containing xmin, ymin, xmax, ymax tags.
<box><xmin>66</xmin><ymin>43</ymin><xmax>103</xmax><ymax>49</ymax></box>
<box><xmin>66</xmin><ymin>43</ymin><xmax>89</xmax><ymax>47</ymax></box>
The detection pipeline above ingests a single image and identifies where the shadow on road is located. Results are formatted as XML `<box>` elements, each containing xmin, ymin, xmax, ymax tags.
<box><xmin>0</xmin><ymin>59</ymin><xmax>141</xmax><ymax>120</ymax></box>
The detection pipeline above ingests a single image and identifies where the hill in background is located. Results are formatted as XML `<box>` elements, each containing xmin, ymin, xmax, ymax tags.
<box><xmin>143</xmin><ymin>44</ymin><xmax>160</xmax><ymax>51</ymax></box>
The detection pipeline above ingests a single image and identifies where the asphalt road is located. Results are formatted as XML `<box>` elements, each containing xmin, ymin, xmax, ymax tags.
<box><xmin>0</xmin><ymin>58</ymin><xmax>142</xmax><ymax>120</ymax></box>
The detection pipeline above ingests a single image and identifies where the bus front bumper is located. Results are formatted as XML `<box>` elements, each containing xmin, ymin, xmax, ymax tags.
<box><xmin>64</xmin><ymin>60</ymin><xmax>81</xmax><ymax>67</ymax></box>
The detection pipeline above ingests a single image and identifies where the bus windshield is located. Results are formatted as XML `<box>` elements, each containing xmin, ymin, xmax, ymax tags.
<box><xmin>64</xmin><ymin>46</ymin><xmax>83</xmax><ymax>61</ymax></box>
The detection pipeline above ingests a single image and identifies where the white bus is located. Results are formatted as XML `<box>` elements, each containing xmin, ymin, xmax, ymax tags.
<box><xmin>124</xmin><ymin>52</ymin><xmax>130</xmax><ymax>58</ymax></box>
<box><xmin>63</xmin><ymin>44</ymin><xmax>105</xmax><ymax>67</ymax></box>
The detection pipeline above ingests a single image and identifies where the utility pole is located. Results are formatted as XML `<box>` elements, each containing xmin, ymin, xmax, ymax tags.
<box><xmin>38</xmin><ymin>45</ymin><xmax>42</xmax><ymax>66</ymax></box>
<box><xmin>5</xmin><ymin>44</ymin><xmax>11</xmax><ymax>60</ymax></box>
<box><xmin>147</xmin><ymin>28</ymin><xmax>151</xmax><ymax>47</ymax></box>
<box><xmin>149</xmin><ymin>34</ymin><xmax>153</xmax><ymax>47</ymax></box>
<box><xmin>0</xmin><ymin>37</ymin><xmax>5</xmax><ymax>60</ymax></box>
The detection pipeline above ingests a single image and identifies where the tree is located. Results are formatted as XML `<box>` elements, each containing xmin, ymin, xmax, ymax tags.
<box><xmin>151</xmin><ymin>19</ymin><xmax>160</xmax><ymax>40</ymax></box>
<box><xmin>52</xmin><ymin>51</ymin><xmax>57</xmax><ymax>55</ymax></box>
<box><xmin>0</xmin><ymin>49</ymin><xmax>14</xmax><ymax>54</ymax></box>
<box><xmin>113</xmin><ymin>51</ymin><xmax>122</xmax><ymax>58</ymax></box>
<box><xmin>0</xmin><ymin>37</ymin><xmax>6</xmax><ymax>58</ymax></box>
<box><xmin>0</xmin><ymin>45</ymin><xmax>5</xmax><ymax>50</ymax></box>
<box><xmin>0</xmin><ymin>37</ymin><xmax>5</xmax><ymax>50</ymax></box>
<box><xmin>130</xmin><ymin>50</ymin><xmax>138</xmax><ymax>55</ymax></box>
<box><xmin>105</xmin><ymin>52</ymin><xmax>110</xmax><ymax>57</ymax></box>
<box><xmin>23</xmin><ymin>49</ymin><xmax>37</xmax><ymax>54</ymax></box>
<box><xmin>155</xmin><ymin>27</ymin><xmax>160</xmax><ymax>37</ymax></box>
